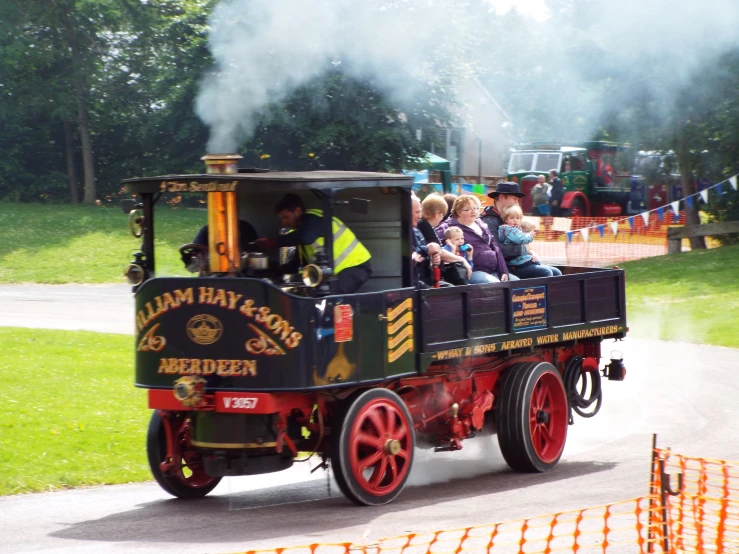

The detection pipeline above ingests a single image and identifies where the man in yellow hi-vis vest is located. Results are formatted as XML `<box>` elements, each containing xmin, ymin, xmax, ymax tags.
<box><xmin>256</xmin><ymin>194</ymin><xmax>372</xmax><ymax>294</ymax></box>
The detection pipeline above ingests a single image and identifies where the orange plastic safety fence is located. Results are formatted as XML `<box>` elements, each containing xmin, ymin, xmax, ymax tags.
<box><xmin>238</xmin><ymin>496</ymin><xmax>664</xmax><ymax>554</ymax></box>
<box><xmin>528</xmin><ymin>214</ymin><xmax>690</xmax><ymax>267</ymax></box>
<box><xmin>653</xmin><ymin>448</ymin><xmax>739</xmax><ymax>554</ymax></box>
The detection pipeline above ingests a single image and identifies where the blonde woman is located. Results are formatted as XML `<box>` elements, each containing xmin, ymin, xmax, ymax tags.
<box><xmin>435</xmin><ymin>195</ymin><xmax>510</xmax><ymax>283</ymax></box>
<box><xmin>417</xmin><ymin>194</ymin><xmax>448</xmax><ymax>244</ymax></box>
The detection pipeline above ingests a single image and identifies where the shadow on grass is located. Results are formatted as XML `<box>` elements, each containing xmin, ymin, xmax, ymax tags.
<box><xmin>50</xmin><ymin>459</ymin><xmax>617</xmax><ymax>547</ymax></box>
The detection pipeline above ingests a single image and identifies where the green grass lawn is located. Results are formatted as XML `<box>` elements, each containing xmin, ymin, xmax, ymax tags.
<box><xmin>0</xmin><ymin>203</ymin><xmax>206</xmax><ymax>283</ymax></box>
<box><xmin>620</xmin><ymin>243</ymin><xmax>739</xmax><ymax>349</ymax></box>
<box><xmin>0</xmin><ymin>328</ymin><xmax>150</xmax><ymax>495</ymax></box>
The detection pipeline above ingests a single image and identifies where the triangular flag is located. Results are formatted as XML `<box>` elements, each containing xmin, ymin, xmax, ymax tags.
<box><xmin>610</xmin><ymin>221</ymin><xmax>618</xmax><ymax>236</ymax></box>
<box><xmin>656</xmin><ymin>207</ymin><xmax>664</xmax><ymax>221</ymax></box>
<box><xmin>671</xmin><ymin>201</ymin><xmax>680</xmax><ymax>215</ymax></box>
<box><xmin>700</xmin><ymin>189</ymin><xmax>709</xmax><ymax>203</ymax></box>
<box><xmin>717</xmin><ymin>182</ymin><xmax>724</xmax><ymax>195</ymax></box>
<box><xmin>641</xmin><ymin>212</ymin><xmax>650</xmax><ymax>228</ymax></box>
<box><xmin>581</xmin><ymin>227</ymin><xmax>589</xmax><ymax>242</ymax></box>
<box><xmin>597</xmin><ymin>224</ymin><xmax>605</xmax><ymax>237</ymax></box>
<box><xmin>565</xmin><ymin>231</ymin><xmax>573</xmax><ymax>243</ymax></box>
<box><xmin>627</xmin><ymin>217</ymin><xmax>634</xmax><ymax>230</ymax></box>
<box><xmin>673</xmin><ymin>210</ymin><xmax>681</xmax><ymax>223</ymax></box>
<box><xmin>730</xmin><ymin>175</ymin><xmax>737</xmax><ymax>190</ymax></box>
<box><xmin>686</xmin><ymin>195</ymin><xmax>694</xmax><ymax>209</ymax></box>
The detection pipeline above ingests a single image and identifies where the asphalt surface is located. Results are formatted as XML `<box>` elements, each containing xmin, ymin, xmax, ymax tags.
<box><xmin>0</xmin><ymin>285</ymin><xmax>737</xmax><ymax>553</ymax></box>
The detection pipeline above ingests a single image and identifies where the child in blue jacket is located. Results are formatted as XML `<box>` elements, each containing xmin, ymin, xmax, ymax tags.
<box><xmin>498</xmin><ymin>205</ymin><xmax>561</xmax><ymax>279</ymax></box>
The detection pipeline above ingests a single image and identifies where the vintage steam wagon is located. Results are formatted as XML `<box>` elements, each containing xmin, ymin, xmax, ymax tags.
<box><xmin>122</xmin><ymin>155</ymin><xmax>627</xmax><ymax>506</ymax></box>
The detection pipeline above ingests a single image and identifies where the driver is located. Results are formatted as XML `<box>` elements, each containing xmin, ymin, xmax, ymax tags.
<box><xmin>192</xmin><ymin>220</ymin><xmax>258</xmax><ymax>247</ymax></box>
<box><xmin>255</xmin><ymin>194</ymin><xmax>372</xmax><ymax>294</ymax></box>
<box><xmin>181</xmin><ymin>220</ymin><xmax>259</xmax><ymax>272</ymax></box>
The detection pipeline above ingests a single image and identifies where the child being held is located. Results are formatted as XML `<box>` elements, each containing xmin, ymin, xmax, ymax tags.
<box><xmin>498</xmin><ymin>206</ymin><xmax>561</xmax><ymax>278</ymax></box>
<box><xmin>443</xmin><ymin>226</ymin><xmax>474</xmax><ymax>270</ymax></box>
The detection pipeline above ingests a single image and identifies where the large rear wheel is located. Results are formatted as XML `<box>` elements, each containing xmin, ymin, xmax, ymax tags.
<box><xmin>147</xmin><ymin>411</ymin><xmax>221</xmax><ymax>499</ymax></box>
<box><xmin>331</xmin><ymin>389</ymin><xmax>415</xmax><ymax>506</ymax></box>
<box><xmin>496</xmin><ymin>362</ymin><xmax>568</xmax><ymax>473</ymax></box>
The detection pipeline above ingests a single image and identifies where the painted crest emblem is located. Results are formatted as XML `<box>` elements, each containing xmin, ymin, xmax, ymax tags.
<box><xmin>186</xmin><ymin>314</ymin><xmax>223</xmax><ymax>345</ymax></box>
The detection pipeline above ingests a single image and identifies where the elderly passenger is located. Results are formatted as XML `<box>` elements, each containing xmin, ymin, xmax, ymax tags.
<box><xmin>412</xmin><ymin>195</ymin><xmax>471</xmax><ymax>286</ymax></box>
<box><xmin>417</xmin><ymin>194</ymin><xmax>447</xmax><ymax>245</ymax></box>
<box><xmin>436</xmin><ymin>195</ymin><xmax>509</xmax><ymax>283</ymax></box>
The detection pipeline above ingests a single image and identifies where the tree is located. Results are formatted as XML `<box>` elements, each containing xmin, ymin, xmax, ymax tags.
<box><xmin>239</xmin><ymin>71</ymin><xmax>454</xmax><ymax>172</ymax></box>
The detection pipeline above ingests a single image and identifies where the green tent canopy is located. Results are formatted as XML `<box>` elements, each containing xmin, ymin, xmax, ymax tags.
<box><xmin>420</xmin><ymin>152</ymin><xmax>452</xmax><ymax>192</ymax></box>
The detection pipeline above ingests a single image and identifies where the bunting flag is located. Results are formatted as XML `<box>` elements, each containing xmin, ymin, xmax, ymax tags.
<box><xmin>656</xmin><ymin>207</ymin><xmax>664</xmax><ymax>222</ymax></box>
<box><xmin>641</xmin><ymin>212</ymin><xmax>650</xmax><ymax>228</ymax></box>
<box><xmin>686</xmin><ymin>195</ymin><xmax>694</xmax><ymax>209</ymax></box>
<box><xmin>627</xmin><ymin>217</ymin><xmax>634</xmax><ymax>230</ymax></box>
<box><xmin>565</xmin><ymin>231</ymin><xmax>573</xmax><ymax>243</ymax></box>
<box><xmin>673</xmin><ymin>210</ymin><xmax>681</xmax><ymax>223</ymax></box>
<box><xmin>610</xmin><ymin>221</ymin><xmax>619</xmax><ymax>236</ymax></box>
<box><xmin>700</xmin><ymin>189</ymin><xmax>709</xmax><ymax>203</ymax></box>
<box><xmin>597</xmin><ymin>224</ymin><xmax>605</xmax><ymax>237</ymax></box>
<box><xmin>731</xmin><ymin>175</ymin><xmax>738</xmax><ymax>190</ymax></box>
<box><xmin>581</xmin><ymin>227</ymin><xmax>589</xmax><ymax>242</ymax></box>
<box><xmin>671</xmin><ymin>201</ymin><xmax>680</xmax><ymax>216</ymax></box>
<box><xmin>718</xmin><ymin>182</ymin><xmax>724</xmax><ymax>195</ymax></box>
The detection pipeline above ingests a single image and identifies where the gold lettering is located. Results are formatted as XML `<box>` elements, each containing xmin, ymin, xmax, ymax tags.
<box><xmin>216</xmin><ymin>359</ymin><xmax>229</xmax><ymax>376</ymax></box>
<box><xmin>243</xmin><ymin>360</ymin><xmax>257</xmax><ymax>376</ymax></box>
<box><xmin>240</xmin><ymin>299</ymin><xmax>257</xmax><ymax>317</ymax></box>
<box><xmin>145</xmin><ymin>302</ymin><xmax>157</xmax><ymax>321</ymax></box>
<box><xmin>229</xmin><ymin>360</ymin><xmax>242</xmax><ymax>376</ymax></box>
<box><xmin>256</xmin><ymin>306</ymin><xmax>271</xmax><ymax>323</ymax></box>
<box><xmin>226</xmin><ymin>291</ymin><xmax>243</xmax><ymax>310</ymax></box>
<box><xmin>285</xmin><ymin>331</ymin><xmax>303</xmax><ymax>349</ymax></box>
<box><xmin>190</xmin><ymin>358</ymin><xmax>201</xmax><ymax>374</ymax></box>
<box><xmin>158</xmin><ymin>358</ymin><xmax>169</xmax><ymax>374</ymax></box>
<box><xmin>212</xmin><ymin>289</ymin><xmax>227</xmax><ymax>307</ymax></box>
<box><xmin>203</xmin><ymin>359</ymin><xmax>216</xmax><ymax>375</ymax></box>
<box><xmin>174</xmin><ymin>288</ymin><xmax>194</xmax><ymax>305</ymax></box>
<box><xmin>199</xmin><ymin>287</ymin><xmax>215</xmax><ymax>304</ymax></box>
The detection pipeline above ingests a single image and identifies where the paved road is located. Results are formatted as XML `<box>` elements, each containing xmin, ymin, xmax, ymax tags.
<box><xmin>0</xmin><ymin>287</ymin><xmax>737</xmax><ymax>553</ymax></box>
<box><xmin>0</xmin><ymin>284</ymin><xmax>132</xmax><ymax>335</ymax></box>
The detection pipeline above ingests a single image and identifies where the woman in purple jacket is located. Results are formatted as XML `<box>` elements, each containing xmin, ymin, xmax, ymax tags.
<box><xmin>436</xmin><ymin>195</ymin><xmax>510</xmax><ymax>283</ymax></box>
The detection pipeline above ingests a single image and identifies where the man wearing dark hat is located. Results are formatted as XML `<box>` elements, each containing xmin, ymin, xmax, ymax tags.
<box><xmin>480</xmin><ymin>182</ymin><xmax>528</xmax><ymax>271</ymax></box>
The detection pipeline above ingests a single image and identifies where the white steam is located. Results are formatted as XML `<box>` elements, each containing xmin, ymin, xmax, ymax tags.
<box><xmin>196</xmin><ymin>0</ymin><xmax>739</xmax><ymax>153</ymax></box>
<box><xmin>196</xmin><ymin>0</ymin><xmax>485</xmax><ymax>153</ymax></box>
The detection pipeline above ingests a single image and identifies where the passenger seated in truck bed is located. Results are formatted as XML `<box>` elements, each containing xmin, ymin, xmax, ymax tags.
<box><xmin>435</xmin><ymin>195</ymin><xmax>510</xmax><ymax>283</ymax></box>
<box><xmin>412</xmin><ymin>195</ymin><xmax>471</xmax><ymax>286</ymax></box>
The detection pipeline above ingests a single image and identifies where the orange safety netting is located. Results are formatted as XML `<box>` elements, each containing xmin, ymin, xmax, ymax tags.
<box><xmin>653</xmin><ymin>448</ymin><xmax>739</xmax><ymax>554</ymax></box>
<box><xmin>238</xmin><ymin>496</ymin><xmax>663</xmax><ymax>554</ymax></box>
<box><xmin>529</xmin><ymin>214</ymin><xmax>689</xmax><ymax>267</ymax></box>
<box><xmin>234</xmin><ymin>447</ymin><xmax>739</xmax><ymax>554</ymax></box>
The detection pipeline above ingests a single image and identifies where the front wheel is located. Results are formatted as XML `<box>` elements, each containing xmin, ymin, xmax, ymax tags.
<box><xmin>496</xmin><ymin>362</ymin><xmax>568</xmax><ymax>473</ymax></box>
<box><xmin>331</xmin><ymin>389</ymin><xmax>415</xmax><ymax>506</ymax></box>
<box><xmin>147</xmin><ymin>411</ymin><xmax>221</xmax><ymax>499</ymax></box>
<box><xmin>564</xmin><ymin>198</ymin><xmax>587</xmax><ymax>217</ymax></box>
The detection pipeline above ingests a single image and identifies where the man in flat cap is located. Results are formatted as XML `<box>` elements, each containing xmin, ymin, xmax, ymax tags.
<box><xmin>480</xmin><ymin>182</ymin><xmax>528</xmax><ymax>274</ymax></box>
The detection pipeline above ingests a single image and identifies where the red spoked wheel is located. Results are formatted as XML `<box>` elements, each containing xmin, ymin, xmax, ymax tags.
<box><xmin>565</xmin><ymin>198</ymin><xmax>587</xmax><ymax>218</ymax></box>
<box><xmin>147</xmin><ymin>411</ymin><xmax>221</xmax><ymax>499</ymax></box>
<box><xmin>496</xmin><ymin>362</ymin><xmax>568</xmax><ymax>472</ymax></box>
<box><xmin>331</xmin><ymin>389</ymin><xmax>415</xmax><ymax>506</ymax></box>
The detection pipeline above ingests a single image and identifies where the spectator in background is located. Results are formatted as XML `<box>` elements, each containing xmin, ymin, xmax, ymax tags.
<box><xmin>548</xmin><ymin>170</ymin><xmax>565</xmax><ymax>216</ymax></box>
<box><xmin>531</xmin><ymin>175</ymin><xmax>550</xmax><ymax>216</ymax></box>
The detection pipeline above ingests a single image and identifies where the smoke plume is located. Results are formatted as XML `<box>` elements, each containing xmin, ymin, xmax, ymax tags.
<box><xmin>196</xmin><ymin>0</ymin><xmax>739</xmax><ymax>153</ymax></box>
